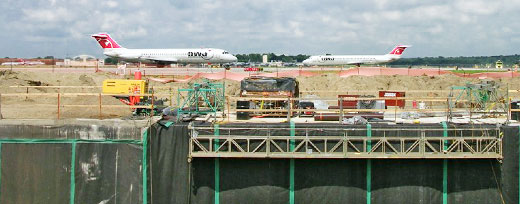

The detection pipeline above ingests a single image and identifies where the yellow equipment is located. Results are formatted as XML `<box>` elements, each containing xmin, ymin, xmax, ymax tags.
<box><xmin>102</xmin><ymin>79</ymin><xmax>147</xmax><ymax>94</ymax></box>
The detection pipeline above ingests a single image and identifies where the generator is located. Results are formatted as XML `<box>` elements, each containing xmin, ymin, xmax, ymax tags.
<box><xmin>102</xmin><ymin>79</ymin><xmax>164</xmax><ymax>115</ymax></box>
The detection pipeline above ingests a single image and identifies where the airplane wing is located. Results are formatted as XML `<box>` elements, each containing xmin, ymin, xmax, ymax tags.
<box><xmin>346</xmin><ymin>61</ymin><xmax>364</xmax><ymax>65</ymax></box>
<box><xmin>142</xmin><ymin>56</ymin><xmax>178</xmax><ymax>63</ymax></box>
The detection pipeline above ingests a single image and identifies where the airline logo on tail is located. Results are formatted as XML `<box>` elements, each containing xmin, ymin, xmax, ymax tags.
<box><xmin>91</xmin><ymin>33</ymin><xmax>122</xmax><ymax>49</ymax></box>
<box><xmin>388</xmin><ymin>45</ymin><xmax>410</xmax><ymax>55</ymax></box>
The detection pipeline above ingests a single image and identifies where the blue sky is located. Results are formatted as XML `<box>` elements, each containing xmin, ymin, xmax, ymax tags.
<box><xmin>1</xmin><ymin>0</ymin><xmax>519</xmax><ymax>58</ymax></box>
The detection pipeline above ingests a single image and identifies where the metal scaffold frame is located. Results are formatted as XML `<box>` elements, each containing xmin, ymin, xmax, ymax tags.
<box><xmin>177</xmin><ymin>81</ymin><xmax>225</xmax><ymax>116</ymax></box>
<box><xmin>448</xmin><ymin>81</ymin><xmax>509</xmax><ymax>120</ymax></box>
<box><xmin>188</xmin><ymin>125</ymin><xmax>502</xmax><ymax>160</ymax></box>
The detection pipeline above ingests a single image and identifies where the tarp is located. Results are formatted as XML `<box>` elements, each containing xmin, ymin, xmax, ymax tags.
<box><xmin>241</xmin><ymin>77</ymin><xmax>298</xmax><ymax>93</ymax></box>
<box><xmin>148</xmin><ymin>121</ymin><xmax>190</xmax><ymax>204</ymax></box>
<box><xmin>0</xmin><ymin>123</ymin><xmax>144</xmax><ymax>204</ymax></box>
<box><xmin>148</xmin><ymin>70</ymin><xmax>319</xmax><ymax>83</ymax></box>
<box><xmin>339</xmin><ymin>67</ymin><xmax>520</xmax><ymax>79</ymax></box>
<box><xmin>150</xmin><ymin>68</ymin><xmax>520</xmax><ymax>84</ymax></box>
<box><xmin>501</xmin><ymin>125</ymin><xmax>519</xmax><ymax>204</ymax></box>
<box><xmin>1</xmin><ymin>144</ymin><xmax>71</xmax><ymax>204</ymax></box>
<box><xmin>149</xmin><ymin>122</ymin><xmax>512</xmax><ymax>204</ymax></box>
<box><xmin>74</xmin><ymin>143</ymin><xmax>142</xmax><ymax>204</ymax></box>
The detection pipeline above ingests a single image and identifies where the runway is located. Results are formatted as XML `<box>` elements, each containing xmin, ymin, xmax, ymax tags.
<box><xmin>0</xmin><ymin>66</ymin><xmax>465</xmax><ymax>76</ymax></box>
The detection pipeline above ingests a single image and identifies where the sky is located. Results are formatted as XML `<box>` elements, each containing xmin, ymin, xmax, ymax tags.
<box><xmin>1</xmin><ymin>0</ymin><xmax>519</xmax><ymax>58</ymax></box>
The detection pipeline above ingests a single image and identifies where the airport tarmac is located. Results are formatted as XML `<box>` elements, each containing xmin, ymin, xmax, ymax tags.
<box><xmin>0</xmin><ymin>66</ymin><xmax>467</xmax><ymax>76</ymax></box>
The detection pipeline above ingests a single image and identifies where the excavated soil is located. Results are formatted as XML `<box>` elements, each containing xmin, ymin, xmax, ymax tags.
<box><xmin>0</xmin><ymin>70</ymin><xmax>519</xmax><ymax>119</ymax></box>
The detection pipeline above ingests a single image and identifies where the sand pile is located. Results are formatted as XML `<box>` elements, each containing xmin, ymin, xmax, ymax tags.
<box><xmin>0</xmin><ymin>71</ymin><xmax>133</xmax><ymax>119</ymax></box>
<box><xmin>1</xmin><ymin>70</ymin><xmax>519</xmax><ymax>119</ymax></box>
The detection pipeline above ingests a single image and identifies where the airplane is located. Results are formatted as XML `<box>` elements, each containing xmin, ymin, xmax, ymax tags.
<box><xmin>1</xmin><ymin>59</ymin><xmax>45</xmax><ymax>66</ymax></box>
<box><xmin>302</xmin><ymin>45</ymin><xmax>410</xmax><ymax>67</ymax></box>
<box><xmin>1</xmin><ymin>58</ymin><xmax>25</xmax><ymax>66</ymax></box>
<box><xmin>91</xmin><ymin>33</ymin><xmax>237</xmax><ymax>67</ymax></box>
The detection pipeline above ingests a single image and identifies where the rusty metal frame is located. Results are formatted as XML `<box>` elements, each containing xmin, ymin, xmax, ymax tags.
<box><xmin>188</xmin><ymin>125</ymin><xmax>502</xmax><ymax>160</ymax></box>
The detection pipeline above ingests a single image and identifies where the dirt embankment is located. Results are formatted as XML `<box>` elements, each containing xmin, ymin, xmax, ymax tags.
<box><xmin>1</xmin><ymin>70</ymin><xmax>519</xmax><ymax>119</ymax></box>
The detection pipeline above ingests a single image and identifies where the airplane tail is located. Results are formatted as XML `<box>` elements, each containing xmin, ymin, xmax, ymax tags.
<box><xmin>388</xmin><ymin>45</ymin><xmax>410</xmax><ymax>55</ymax></box>
<box><xmin>91</xmin><ymin>33</ymin><xmax>123</xmax><ymax>49</ymax></box>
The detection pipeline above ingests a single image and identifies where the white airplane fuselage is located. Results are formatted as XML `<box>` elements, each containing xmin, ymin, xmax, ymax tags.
<box><xmin>303</xmin><ymin>45</ymin><xmax>410</xmax><ymax>66</ymax></box>
<box><xmin>92</xmin><ymin>33</ymin><xmax>237</xmax><ymax>65</ymax></box>
<box><xmin>303</xmin><ymin>54</ymin><xmax>401</xmax><ymax>66</ymax></box>
<box><xmin>103</xmin><ymin>48</ymin><xmax>237</xmax><ymax>64</ymax></box>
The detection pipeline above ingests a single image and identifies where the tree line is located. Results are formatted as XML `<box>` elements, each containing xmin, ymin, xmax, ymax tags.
<box><xmin>235</xmin><ymin>53</ymin><xmax>520</xmax><ymax>67</ymax></box>
<box><xmin>387</xmin><ymin>55</ymin><xmax>520</xmax><ymax>67</ymax></box>
<box><xmin>100</xmin><ymin>53</ymin><xmax>520</xmax><ymax>66</ymax></box>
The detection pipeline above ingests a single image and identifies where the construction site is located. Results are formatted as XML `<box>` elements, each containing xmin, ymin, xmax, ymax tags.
<box><xmin>1</xmin><ymin>67</ymin><xmax>520</xmax><ymax>203</ymax></box>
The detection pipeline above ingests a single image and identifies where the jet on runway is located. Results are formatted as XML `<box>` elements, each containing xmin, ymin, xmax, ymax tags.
<box><xmin>91</xmin><ymin>33</ymin><xmax>237</xmax><ymax>67</ymax></box>
<box><xmin>303</xmin><ymin>45</ymin><xmax>410</xmax><ymax>66</ymax></box>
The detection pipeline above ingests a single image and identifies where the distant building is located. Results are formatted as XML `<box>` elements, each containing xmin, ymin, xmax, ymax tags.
<box><xmin>262</xmin><ymin>55</ymin><xmax>268</xmax><ymax>63</ymax></box>
<box><xmin>58</xmin><ymin>55</ymin><xmax>103</xmax><ymax>67</ymax></box>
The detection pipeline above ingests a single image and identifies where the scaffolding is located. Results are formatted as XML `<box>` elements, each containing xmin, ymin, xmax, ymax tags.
<box><xmin>448</xmin><ymin>81</ymin><xmax>508</xmax><ymax>120</ymax></box>
<box><xmin>177</xmin><ymin>81</ymin><xmax>225</xmax><ymax>116</ymax></box>
<box><xmin>189</xmin><ymin>124</ymin><xmax>502</xmax><ymax>160</ymax></box>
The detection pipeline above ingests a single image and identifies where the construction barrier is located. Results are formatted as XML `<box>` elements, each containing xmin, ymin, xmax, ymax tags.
<box><xmin>149</xmin><ymin>122</ymin><xmax>519</xmax><ymax>204</ymax></box>
<box><xmin>0</xmin><ymin>122</ymin><xmax>148</xmax><ymax>204</ymax></box>
<box><xmin>147</xmin><ymin>68</ymin><xmax>520</xmax><ymax>83</ymax></box>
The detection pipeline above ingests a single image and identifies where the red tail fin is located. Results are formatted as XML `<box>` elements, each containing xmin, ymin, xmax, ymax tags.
<box><xmin>91</xmin><ymin>33</ymin><xmax>122</xmax><ymax>49</ymax></box>
<box><xmin>388</xmin><ymin>45</ymin><xmax>410</xmax><ymax>55</ymax></box>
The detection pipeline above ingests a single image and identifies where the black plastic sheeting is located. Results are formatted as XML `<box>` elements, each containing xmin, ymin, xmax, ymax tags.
<box><xmin>371</xmin><ymin>159</ymin><xmax>443</xmax><ymax>204</ymax></box>
<box><xmin>0</xmin><ymin>123</ymin><xmax>142</xmax><ymax>140</ymax></box>
<box><xmin>0</xmin><ymin>123</ymin><xmax>144</xmax><ymax>204</ymax></box>
<box><xmin>0</xmin><ymin>143</ymin><xmax>143</xmax><ymax>204</ymax></box>
<box><xmin>75</xmin><ymin>143</ymin><xmax>142</xmax><ymax>204</ymax></box>
<box><xmin>148</xmin><ymin>121</ymin><xmax>190</xmax><ymax>204</ymax></box>
<box><xmin>502</xmin><ymin>125</ymin><xmax>519</xmax><ymax>204</ymax></box>
<box><xmin>240</xmin><ymin>77</ymin><xmax>299</xmax><ymax>94</ymax></box>
<box><xmin>1</xmin><ymin>144</ymin><xmax>71</xmax><ymax>204</ymax></box>
<box><xmin>148</xmin><ymin>122</ymin><xmax>518</xmax><ymax>204</ymax></box>
<box><xmin>295</xmin><ymin>159</ymin><xmax>366</xmax><ymax>204</ymax></box>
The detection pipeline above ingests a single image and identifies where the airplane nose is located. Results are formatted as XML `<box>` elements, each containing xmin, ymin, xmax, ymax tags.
<box><xmin>302</xmin><ymin>59</ymin><xmax>309</xmax><ymax>65</ymax></box>
<box><xmin>231</xmin><ymin>55</ymin><xmax>237</xmax><ymax>62</ymax></box>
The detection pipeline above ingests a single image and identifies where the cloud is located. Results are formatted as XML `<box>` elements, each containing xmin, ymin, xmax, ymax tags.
<box><xmin>1</xmin><ymin>0</ymin><xmax>520</xmax><ymax>58</ymax></box>
<box><xmin>22</xmin><ymin>7</ymin><xmax>74</xmax><ymax>23</ymax></box>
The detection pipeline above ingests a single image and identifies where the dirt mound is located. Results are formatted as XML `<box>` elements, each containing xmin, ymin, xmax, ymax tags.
<box><xmin>0</xmin><ymin>71</ymin><xmax>132</xmax><ymax>119</ymax></box>
<box><xmin>1</xmin><ymin>70</ymin><xmax>519</xmax><ymax>119</ymax></box>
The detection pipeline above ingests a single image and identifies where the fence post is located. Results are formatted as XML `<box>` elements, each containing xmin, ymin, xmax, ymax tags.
<box><xmin>0</xmin><ymin>93</ymin><xmax>3</xmax><ymax>119</ymax></box>
<box><xmin>0</xmin><ymin>142</ymin><xmax>2</xmax><ymax>200</ymax></box>
<box><xmin>151</xmin><ymin>88</ymin><xmax>155</xmax><ymax>117</ymax></box>
<box><xmin>99</xmin><ymin>93</ymin><xmax>102</xmax><ymax>119</ymax></box>
<box><xmin>442</xmin><ymin>122</ymin><xmax>448</xmax><ymax>204</ymax></box>
<box><xmin>57</xmin><ymin>93</ymin><xmax>61</xmax><ymax>119</ymax></box>
<box><xmin>142</xmin><ymin>130</ymin><xmax>148</xmax><ymax>204</ymax></box>
<box><xmin>169</xmin><ymin>87</ymin><xmax>173</xmax><ymax>107</ymax></box>
<box><xmin>70</xmin><ymin>142</ymin><xmax>76</xmax><ymax>204</ymax></box>
<box><xmin>226</xmin><ymin>96</ymin><xmax>230</xmax><ymax>123</ymax></box>
<box><xmin>214</xmin><ymin>124</ymin><xmax>220</xmax><ymax>204</ymax></box>
<box><xmin>339</xmin><ymin>97</ymin><xmax>343</xmax><ymax>123</ymax></box>
<box><xmin>289</xmin><ymin>121</ymin><xmax>295</xmax><ymax>204</ymax></box>
<box><xmin>366</xmin><ymin>123</ymin><xmax>372</xmax><ymax>204</ymax></box>
<box><xmin>508</xmin><ymin>98</ymin><xmax>512</xmax><ymax>122</ymax></box>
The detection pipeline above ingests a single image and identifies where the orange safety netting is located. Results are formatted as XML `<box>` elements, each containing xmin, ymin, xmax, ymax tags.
<box><xmin>339</xmin><ymin>67</ymin><xmax>520</xmax><ymax>79</ymax></box>
<box><xmin>148</xmin><ymin>68</ymin><xmax>519</xmax><ymax>83</ymax></box>
<box><xmin>148</xmin><ymin>70</ymin><xmax>318</xmax><ymax>83</ymax></box>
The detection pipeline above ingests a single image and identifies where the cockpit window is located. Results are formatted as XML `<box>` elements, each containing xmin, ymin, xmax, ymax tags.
<box><xmin>222</xmin><ymin>51</ymin><xmax>229</xmax><ymax>54</ymax></box>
